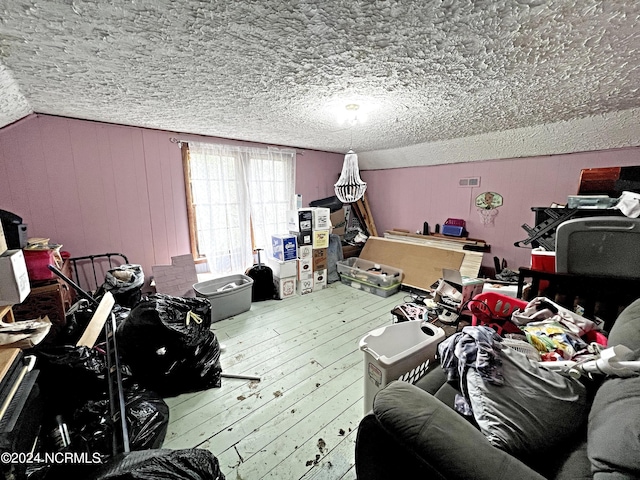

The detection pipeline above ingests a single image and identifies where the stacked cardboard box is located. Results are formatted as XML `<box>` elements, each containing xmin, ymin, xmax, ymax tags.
<box><xmin>269</xmin><ymin>233</ymin><xmax>298</xmax><ymax>300</ymax></box>
<box><xmin>288</xmin><ymin>207</ymin><xmax>331</xmax><ymax>295</ymax></box>
<box><xmin>267</xmin><ymin>206</ymin><xmax>335</xmax><ymax>298</ymax></box>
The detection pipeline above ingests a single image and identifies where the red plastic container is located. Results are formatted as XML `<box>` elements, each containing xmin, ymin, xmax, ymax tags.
<box><xmin>531</xmin><ymin>250</ymin><xmax>556</xmax><ymax>273</ymax></box>
<box><xmin>469</xmin><ymin>292</ymin><xmax>528</xmax><ymax>335</ymax></box>
<box><xmin>23</xmin><ymin>249</ymin><xmax>57</xmax><ymax>281</ymax></box>
<box><xmin>444</xmin><ymin>218</ymin><xmax>466</xmax><ymax>227</ymax></box>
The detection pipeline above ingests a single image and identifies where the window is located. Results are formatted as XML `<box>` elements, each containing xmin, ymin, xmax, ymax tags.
<box><xmin>184</xmin><ymin>142</ymin><xmax>296</xmax><ymax>276</ymax></box>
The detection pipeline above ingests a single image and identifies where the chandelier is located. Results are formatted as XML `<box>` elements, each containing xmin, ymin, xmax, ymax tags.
<box><xmin>334</xmin><ymin>150</ymin><xmax>367</xmax><ymax>203</ymax></box>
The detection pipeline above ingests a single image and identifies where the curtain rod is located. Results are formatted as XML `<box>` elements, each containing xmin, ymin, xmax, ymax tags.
<box><xmin>169</xmin><ymin>137</ymin><xmax>303</xmax><ymax>155</ymax></box>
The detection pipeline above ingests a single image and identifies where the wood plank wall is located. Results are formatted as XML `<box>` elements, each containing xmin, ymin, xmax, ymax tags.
<box><xmin>0</xmin><ymin>115</ymin><xmax>343</xmax><ymax>285</ymax></box>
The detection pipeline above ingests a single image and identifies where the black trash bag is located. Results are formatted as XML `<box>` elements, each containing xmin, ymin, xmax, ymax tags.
<box><xmin>62</xmin><ymin>298</ymin><xmax>96</xmax><ymax>343</ymax></box>
<box><xmin>33</xmin><ymin>344</ymin><xmax>134</xmax><ymax>419</ymax></box>
<box><xmin>89</xmin><ymin>449</ymin><xmax>225</xmax><ymax>480</ymax></box>
<box><xmin>60</xmin><ymin>301</ymin><xmax>130</xmax><ymax>345</ymax></box>
<box><xmin>34</xmin><ymin>345</ymin><xmax>110</xmax><ymax>417</ymax></box>
<box><xmin>97</xmin><ymin>264</ymin><xmax>145</xmax><ymax>308</ymax></box>
<box><xmin>116</xmin><ymin>294</ymin><xmax>222</xmax><ymax>395</ymax></box>
<box><xmin>73</xmin><ymin>385</ymin><xmax>169</xmax><ymax>461</ymax></box>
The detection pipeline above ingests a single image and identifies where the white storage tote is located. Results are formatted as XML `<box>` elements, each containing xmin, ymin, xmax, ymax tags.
<box><xmin>359</xmin><ymin>321</ymin><xmax>445</xmax><ymax>414</ymax></box>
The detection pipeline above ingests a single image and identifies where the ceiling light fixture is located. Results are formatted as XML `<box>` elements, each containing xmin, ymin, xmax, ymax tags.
<box><xmin>334</xmin><ymin>149</ymin><xmax>367</xmax><ymax>203</ymax></box>
<box><xmin>337</xmin><ymin>103</ymin><xmax>367</xmax><ymax>126</ymax></box>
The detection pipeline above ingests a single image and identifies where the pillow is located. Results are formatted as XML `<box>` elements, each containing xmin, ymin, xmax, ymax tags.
<box><xmin>466</xmin><ymin>346</ymin><xmax>588</xmax><ymax>457</ymax></box>
<box><xmin>588</xmin><ymin>374</ymin><xmax>640</xmax><ymax>479</ymax></box>
<box><xmin>608</xmin><ymin>298</ymin><xmax>640</xmax><ymax>350</ymax></box>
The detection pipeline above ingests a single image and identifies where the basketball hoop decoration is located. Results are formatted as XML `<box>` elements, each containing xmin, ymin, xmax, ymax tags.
<box><xmin>475</xmin><ymin>191</ymin><xmax>503</xmax><ymax>226</ymax></box>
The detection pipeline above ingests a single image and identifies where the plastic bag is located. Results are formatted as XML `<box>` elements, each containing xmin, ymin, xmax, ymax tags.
<box><xmin>0</xmin><ymin>316</ymin><xmax>50</xmax><ymax>348</ymax></box>
<box><xmin>35</xmin><ymin>345</ymin><xmax>111</xmax><ymax>416</ymax></box>
<box><xmin>73</xmin><ymin>385</ymin><xmax>169</xmax><ymax>460</ymax></box>
<box><xmin>90</xmin><ymin>448</ymin><xmax>225</xmax><ymax>480</ymax></box>
<box><xmin>116</xmin><ymin>294</ymin><xmax>222</xmax><ymax>395</ymax></box>
<box><xmin>98</xmin><ymin>264</ymin><xmax>145</xmax><ymax>308</ymax></box>
<box><xmin>61</xmin><ymin>300</ymin><xmax>130</xmax><ymax>345</ymax></box>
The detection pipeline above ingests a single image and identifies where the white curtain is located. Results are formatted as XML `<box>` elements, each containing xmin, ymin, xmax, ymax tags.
<box><xmin>188</xmin><ymin>142</ymin><xmax>296</xmax><ymax>276</ymax></box>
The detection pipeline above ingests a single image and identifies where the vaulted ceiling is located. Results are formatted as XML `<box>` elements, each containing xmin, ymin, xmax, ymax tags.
<box><xmin>1</xmin><ymin>0</ymin><xmax>638</xmax><ymax>169</ymax></box>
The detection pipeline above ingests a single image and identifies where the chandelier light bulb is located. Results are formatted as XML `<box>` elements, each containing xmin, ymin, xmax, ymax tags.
<box><xmin>338</xmin><ymin>103</ymin><xmax>365</xmax><ymax>126</ymax></box>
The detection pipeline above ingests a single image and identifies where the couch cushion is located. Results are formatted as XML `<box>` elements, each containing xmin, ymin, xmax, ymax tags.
<box><xmin>588</xmin><ymin>375</ymin><xmax>640</xmax><ymax>479</ymax></box>
<box><xmin>545</xmin><ymin>437</ymin><xmax>592</xmax><ymax>480</ymax></box>
<box><xmin>373</xmin><ymin>381</ymin><xmax>546</xmax><ymax>480</ymax></box>
<box><xmin>607</xmin><ymin>298</ymin><xmax>640</xmax><ymax>350</ymax></box>
<box><xmin>587</xmin><ymin>298</ymin><xmax>640</xmax><ymax>479</ymax></box>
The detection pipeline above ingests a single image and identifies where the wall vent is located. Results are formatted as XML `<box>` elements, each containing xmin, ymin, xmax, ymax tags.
<box><xmin>459</xmin><ymin>176</ymin><xmax>480</xmax><ymax>187</ymax></box>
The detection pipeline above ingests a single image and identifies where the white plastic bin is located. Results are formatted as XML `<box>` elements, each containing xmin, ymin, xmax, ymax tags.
<box><xmin>359</xmin><ymin>321</ymin><xmax>445</xmax><ymax>414</ymax></box>
<box><xmin>193</xmin><ymin>274</ymin><xmax>253</xmax><ymax>322</ymax></box>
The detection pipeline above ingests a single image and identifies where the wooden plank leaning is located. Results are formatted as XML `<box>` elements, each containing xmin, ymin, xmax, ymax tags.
<box><xmin>76</xmin><ymin>291</ymin><xmax>115</xmax><ymax>348</ymax></box>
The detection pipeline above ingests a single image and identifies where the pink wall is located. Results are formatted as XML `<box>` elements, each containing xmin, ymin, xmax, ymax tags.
<box><xmin>0</xmin><ymin>114</ymin><xmax>343</xmax><ymax>285</ymax></box>
<box><xmin>295</xmin><ymin>149</ymin><xmax>345</xmax><ymax>205</ymax></box>
<box><xmin>2</xmin><ymin>113</ymin><xmax>638</xmax><ymax>281</ymax></box>
<box><xmin>361</xmin><ymin>147</ymin><xmax>640</xmax><ymax>271</ymax></box>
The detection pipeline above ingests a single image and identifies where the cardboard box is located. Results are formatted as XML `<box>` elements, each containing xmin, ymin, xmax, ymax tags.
<box><xmin>266</xmin><ymin>257</ymin><xmax>297</xmax><ymax>279</ymax></box>
<box><xmin>298</xmin><ymin>245</ymin><xmax>313</xmax><ymax>260</ymax></box>
<box><xmin>0</xmin><ymin>222</ymin><xmax>7</xmax><ymax>254</ymax></box>
<box><xmin>313</xmin><ymin>248</ymin><xmax>327</xmax><ymax>271</ymax></box>
<box><xmin>434</xmin><ymin>269</ymin><xmax>484</xmax><ymax>311</ymax></box>
<box><xmin>274</xmin><ymin>276</ymin><xmax>297</xmax><ymax>300</ymax></box>
<box><xmin>330</xmin><ymin>208</ymin><xmax>347</xmax><ymax>236</ymax></box>
<box><xmin>271</xmin><ymin>234</ymin><xmax>298</xmax><ymax>261</ymax></box>
<box><xmin>312</xmin><ymin>229</ymin><xmax>330</xmax><ymax>249</ymax></box>
<box><xmin>297</xmin><ymin>258</ymin><xmax>313</xmax><ymax>279</ymax></box>
<box><xmin>313</xmin><ymin>269</ymin><xmax>327</xmax><ymax>291</ymax></box>
<box><xmin>0</xmin><ymin>250</ymin><xmax>31</xmax><ymax>306</ymax></box>
<box><xmin>287</xmin><ymin>208</ymin><xmax>313</xmax><ymax>232</ymax></box>
<box><xmin>292</xmin><ymin>231</ymin><xmax>312</xmax><ymax>246</ymax></box>
<box><xmin>312</xmin><ymin>207</ymin><xmax>331</xmax><ymax>230</ymax></box>
<box><xmin>297</xmin><ymin>277</ymin><xmax>313</xmax><ymax>295</ymax></box>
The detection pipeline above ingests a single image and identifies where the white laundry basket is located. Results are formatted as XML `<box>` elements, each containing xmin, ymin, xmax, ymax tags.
<box><xmin>359</xmin><ymin>321</ymin><xmax>445</xmax><ymax>414</ymax></box>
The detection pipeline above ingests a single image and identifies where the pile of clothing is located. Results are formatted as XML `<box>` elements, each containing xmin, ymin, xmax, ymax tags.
<box><xmin>510</xmin><ymin>297</ymin><xmax>605</xmax><ymax>362</ymax></box>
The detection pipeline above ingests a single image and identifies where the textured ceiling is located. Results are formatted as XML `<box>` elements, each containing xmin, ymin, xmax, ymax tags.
<box><xmin>0</xmin><ymin>0</ymin><xmax>639</xmax><ymax>168</ymax></box>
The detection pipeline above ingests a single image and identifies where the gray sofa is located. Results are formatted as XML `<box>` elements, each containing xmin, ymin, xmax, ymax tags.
<box><xmin>355</xmin><ymin>298</ymin><xmax>640</xmax><ymax>479</ymax></box>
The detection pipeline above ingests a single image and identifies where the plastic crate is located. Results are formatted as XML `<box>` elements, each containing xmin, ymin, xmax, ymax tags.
<box><xmin>339</xmin><ymin>274</ymin><xmax>401</xmax><ymax>297</ymax></box>
<box><xmin>193</xmin><ymin>274</ymin><xmax>253</xmax><ymax>322</ymax></box>
<box><xmin>468</xmin><ymin>292</ymin><xmax>528</xmax><ymax>335</ymax></box>
<box><xmin>336</xmin><ymin>258</ymin><xmax>402</xmax><ymax>288</ymax></box>
<box><xmin>359</xmin><ymin>321</ymin><xmax>445</xmax><ymax>414</ymax></box>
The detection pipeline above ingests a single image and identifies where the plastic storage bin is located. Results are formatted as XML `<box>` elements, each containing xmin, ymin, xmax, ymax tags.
<box><xmin>339</xmin><ymin>275</ymin><xmax>401</xmax><ymax>297</ymax></box>
<box><xmin>336</xmin><ymin>258</ymin><xmax>403</xmax><ymax>288</ymax></box>
<box><xmin>468</xmin><ymin>292</ymin><xmax>528</xmax><ymax>335</ymax></box>
<box><xmin>193</xmin><ymin>274</ymin><xmax>253</xmax><ymax>322</ymax></box>
<box><xmin>23</xmin><ymin>248</ymin><xmax>58</xmax><ymax>281</ymax></box>
<box><xmin>359</xmin><ymin>321</ymin><xmax>445</xmax><ymax>413</ymax></box>
<box><xmin>442</xmin><ymin>218</ymin><xmax>466</xmax><ymax>237</ymax></box>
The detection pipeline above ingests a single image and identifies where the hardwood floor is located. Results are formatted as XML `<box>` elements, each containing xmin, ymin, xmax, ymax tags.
<box><xmin>163</xmin><ymin>281</ymin><xmax>406</xmax><ymax>480</ymax></box>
